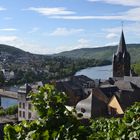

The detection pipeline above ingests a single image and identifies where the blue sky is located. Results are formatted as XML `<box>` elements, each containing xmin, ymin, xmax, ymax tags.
<box><xmin>0</xmin><ymin>0</ymin><xmax>140</xmax><ymax>54</ymax></box>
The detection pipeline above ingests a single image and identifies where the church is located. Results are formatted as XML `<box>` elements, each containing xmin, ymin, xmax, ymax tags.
<box><xmin>75</xmin><ymin>29</ymin><xmax>140</xmax><ymax>118</ymax></box>
<box><xmin>112</xmin><ymin>30</ymin><xmax>131</xmax><ymax>78</ymax></box>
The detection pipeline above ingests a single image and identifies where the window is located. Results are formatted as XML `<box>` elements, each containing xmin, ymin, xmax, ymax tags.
<box><xmin>81</xmin><ymin>108</ymin><xmax>86</xmax><ymax>113</ymax></box>
<box><xmin>28</xmin><ymin>103</ymin><xmax>32</xmax><ymax>110</ymax></box>
<box><xmin>19</xmin><ymin>102</ymin><xmax>21</xmax><ymax>108</ymax></box>
<box><xmin>109</xmin><ymin>107</ymin><xmax>117</xmax><ymax>115</ymax></box>
<box><xmin>28</xmin><ymin>112</ymin><xmax>32</xmax><ymax>119</ymax></box>
<box><xmin>23</xmin><ymin>111</ymin><xmax>25</xmax><ymax>118</ymax></box>
<box><xmin>23</xmin><ymin>103</ymin><xmax>25</xmax><ymax>109</ymax></box>
<box><xmin>19</xmin><ymin>111</ymin><xmax>22</xmax><ymax>117</ymax></box>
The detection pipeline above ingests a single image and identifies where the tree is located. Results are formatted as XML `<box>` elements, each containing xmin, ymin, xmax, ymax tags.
<box><xmin>4</xmin><ymin>84</ymin><xmax>89</xmax><ymax>140</ymax></box>
<box><xmin>0</xmin><ymin>71</ymin><xmax>5</xmax><ymax>86</ymax></box>
<box><xmin>4</xmin><ymin>84</ymin><xmax>140</xmax><ymax>140</ymax></box>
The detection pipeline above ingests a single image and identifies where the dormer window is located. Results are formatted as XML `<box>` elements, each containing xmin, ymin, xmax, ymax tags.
<box><xmin>81</xmin><ymin>108</ymin><xmax>86</xmax><ymax>113</ymax></box>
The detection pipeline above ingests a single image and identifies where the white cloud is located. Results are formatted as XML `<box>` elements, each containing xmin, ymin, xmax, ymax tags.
<box><xmin>0</xmin><ymin>35</ymin><xmax>98</xmax><ymax>54</ymax></box>
<box><xmin>0</xmin><ymin>36</ymin><xmax>18</xmax><ymax>42</ymax></box>
<box><xmin>0</xmin><ymin>7</ymin><xmax>6</xmax><ymax>11</ymax></box>
<box><xmin>25</xmin><ymin>5</ymin><xmax>140</xmax><ymax>22</ymax></box>
<box><xmin>26</xmin><ymin>7</ymin><xmax>75</xmax><ymax>16</ymax></box>
<box><xmin>106</xmin><ymin>33</ymin><xmax>118</xmax><ymax>39</ymax></box>
<box><xmin>88</xmin><ymin>0</ymin><xmax>140</xmax><ymax>7</ymax></box>
<box><xmin>51</xmin><ymin>15</ymin><xmax>122</xmax><ymax>20</ymax></box>
<box><xmin>103</xmin><ymin>22</ymin><xmax>140</xmax><ymax>45</ymax></box>
<box><xmin>28</xmin><ymin>27</ymin><xmax>39</xmax><ymax>33</ymax></box>
<box><xmin>105</xmin><ymin>42</ymin><xmax>118</xmax><ymax>46</ymax></box>
<box><xmin>0</xmin><ymin>28</ymin><xmax>17</xmax><ymax>31</ymax></box>
<box><xmin>0</xmin><ymin>35</ymin><xmax>49</xmax><ymax>54</ymax></box>
<box><xmin>50</xmin><ymin>27</ymin><xmax>84</xmax><ymax>36</ymax></box>
<box><xmin>103</xmin><ymin>22</ymin><xmax>140</xmax><ymax>34</ymax></box>
<box><xmin>49</xmin><ymin>38</ymin><xmax>97</xmax><ymax>54</ymax></box>
<box><xmin>76</xmin><ymin>38</ymin><xmax>95</xmax><ymax>49</ymax></box>
<box><xmin>51</xmin><ymin>7</ymin><xmax>140</xmax><ymax>22</ymax></box>
<box><xmin>123</xmin><ymin>7</ymin><xmax>140</xmax><ymax>21</ymax></box>
<box><xmin>4</xmin><ymin>17</ymin><xmax>12</xmax><ymax>20</ymax></box>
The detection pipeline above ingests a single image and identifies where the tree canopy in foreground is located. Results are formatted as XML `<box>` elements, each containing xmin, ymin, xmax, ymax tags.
<box><xmin>4</xmin><ymin>84</ymin><xmax>140</xmax><ymax>140</ymax></box>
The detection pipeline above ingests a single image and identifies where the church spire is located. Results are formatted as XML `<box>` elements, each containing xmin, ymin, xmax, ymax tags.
<box><xmin>112</xmin><ymin>27</ymin><xmax>131</xmax><ymax>78</ymax></box>
<box><xmin>117</xmin><ymin>30</ymin><xmax>127</xmax><ymax>54</ymax></box>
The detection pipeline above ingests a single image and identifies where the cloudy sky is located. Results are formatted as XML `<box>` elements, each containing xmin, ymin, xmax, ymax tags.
<box><xmin>0</xmin><ymin>0</ymin><xmax>140</xmax><ymax>54</ymax></box>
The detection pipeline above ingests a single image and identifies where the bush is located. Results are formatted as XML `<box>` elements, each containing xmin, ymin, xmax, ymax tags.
<box><xmin>5</xmin><ymin>105</ymin><xmax>18</xmax><ymax>115</ymax></box>
<box><xmin>0</xmin><ymin>105</ymin><xmax>18</xmax><ymax>116</ymax></box>
<box><xmin>0</xmin><ymin>109</ymin><xmax>6</xmax><ymax>116</ymax></box>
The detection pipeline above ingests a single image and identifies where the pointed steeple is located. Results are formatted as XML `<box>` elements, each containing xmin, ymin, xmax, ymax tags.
<box><xmin>112</xmin><ymin>29</ymin><xmax>131</xmax><ymax>78</ymax></box>
<box><xmin>117</xmin><ymin>30</ymin><xmax>127</xmax><ymax>54</ymax></box>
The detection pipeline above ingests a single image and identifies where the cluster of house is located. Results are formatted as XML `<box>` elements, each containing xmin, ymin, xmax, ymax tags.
<box><xmin>17</xmin><ymin>30</ymin><xmax>140</xmax><ymax>121</ymax></box>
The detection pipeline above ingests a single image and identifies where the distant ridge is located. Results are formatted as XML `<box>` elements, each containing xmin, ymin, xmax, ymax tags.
<box><xmin>0</xmin><ymin>44</ymin><xmax>28</xmax><ymax>56</ymax></box>
<box><xmin>0</xmin><ymin>44</ymin><xmax>140</xmax><ymax>63</ymax></box>
<box><xmin>54</xmin><ymin>44</ymin><xmax>140</xmax><ymax>63</ymax></box>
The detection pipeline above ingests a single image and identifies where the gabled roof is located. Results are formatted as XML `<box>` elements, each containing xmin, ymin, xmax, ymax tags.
<box><xmin>100</xmin><ymin>84</ymin><xmax>119</xmax><ymax>98</ymax></box>
<box><xmin>115</xmin><ymin>90</ymin><xmax>140</xmax><ymax>111</ymax></box>
<box><xmin>108</xmin><ymin>95</ymin><xmax>124</xmax><ymax>115</ymax></box>
<box><xmin>76</xmin><ymin>88</ymin><xmax>109</xmax><ymax>118</ymax></box>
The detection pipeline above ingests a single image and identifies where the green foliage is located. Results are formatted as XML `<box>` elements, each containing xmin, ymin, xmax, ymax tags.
<box><xmin>54</xmin><ymin>44</ymin><xmax>140</xmax><ymax>63</ymax></box>
<box><xmin>88</xmin><ymin>103</ymin><xmax>140</xmax><ymax>140</ymax></box>
<box><xmin>132</xmin><ymin>62</ymin><xmax>140</xmax><ymax>76</ymax></box>
<box><xmin>0</xmin><ymin>108</ymin><xmax>6</xmax><ymax>116</ymax></box>
<box><xmin>89</xmin><ymin>118</ymin><xmax>122</xmax><ymax>139</ymax></box>
<box><xmin>4</xmin><ymin>85</ymin><xmax>140</xmax><ymax>140</ymax></box>
<box><xmin>5</xmin><ymin>105</ymin><xmax>18</xmax><ymax>115</ymax></box>
<box><xmin>4</xmin><ymin>84</ymin><xmax>89</xmax><ymax>140</ymax></box>
<box><xmin>0</xmin><ymin>105</ymin><xmax>18</xmax><ymax>116</ymax></box>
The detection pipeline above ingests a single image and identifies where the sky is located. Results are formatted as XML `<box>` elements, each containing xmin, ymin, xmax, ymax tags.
<box><xmin>0</xmin><ymin>0</ymin><xmax>140</xmax><ymax>54</ymax></box>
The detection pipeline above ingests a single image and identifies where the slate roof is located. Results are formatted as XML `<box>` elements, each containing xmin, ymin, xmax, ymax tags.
<box><xmin>115</xmin><ymin>90</ymin><xmax>140</xmax><ymax>111</ymax></box>
<box><xmin>117</xmin><ymin>30</ymin><xmax>127</xmax><ymax>54</ymax></box>
<box><xmin>124</xmin><ymin>76</ymin><xmax>140</xmax><ymax>88</ymax></box>
<box><xmin>70</xmin><ymin>75</ymin><xmax>95</xmax><ymax>88</ymax></box>
<box><xmin>115</xmin><ymin>80</ymin><xmax>134</xmax><ymax>91</ymax></box>
<box><xmin>100</xmin><ymin>84</ymin><xmax>119</xmax><ymax>98</ymax></box>
<box><xmin>55</xmin><ymin>75</ymin><xmax>95</xmax><ymax>106</ymax></box>
<box><xmin>76</xmin><ymin>88</ymin><xmax>109</xmax><ymax>118</ymax></box>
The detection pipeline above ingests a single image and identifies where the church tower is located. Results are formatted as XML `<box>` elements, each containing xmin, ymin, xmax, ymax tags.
<box><xmin>113</xmin><ymin>30</ymin><xmax>131</xmax><ymax>78</ymax></box>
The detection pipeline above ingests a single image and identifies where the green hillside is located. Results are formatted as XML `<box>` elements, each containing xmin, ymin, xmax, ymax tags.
<box><xmin>0</xmin><ymin>44</ymin><xmax>28</xmax><ymax>56</ymax></box>
<box><xmin>0</xmin><ymin>43</ymin><xmax>140</xmax><ymax>63</ymax></box>
<box><xmin>54</xmin><ymin>44</ymin><xmax>140</xmax><ymax>63</ymax></box>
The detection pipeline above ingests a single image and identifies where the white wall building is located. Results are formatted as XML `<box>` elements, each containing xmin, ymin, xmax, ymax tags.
<box><xmin>18</xmin><ymin>84</ymin><xmax>38</xmax><ymax>121</ymax></box>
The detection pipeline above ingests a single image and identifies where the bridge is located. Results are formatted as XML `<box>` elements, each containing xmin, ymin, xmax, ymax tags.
<box><xmin>0</xmin><ymin>89</ymin><xmax>18</xmax><ymax>99</ymax></box>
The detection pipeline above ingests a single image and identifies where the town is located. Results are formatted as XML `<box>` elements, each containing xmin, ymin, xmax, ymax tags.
<box><xmin>0</xmin><ymin>30</ymin><xmax>140</xmax><ymax>139</ymax></box>
<box><xmin>0</xmin><ymin>0</ymin><xmax>140</xmax><ymax>139</ymax></box>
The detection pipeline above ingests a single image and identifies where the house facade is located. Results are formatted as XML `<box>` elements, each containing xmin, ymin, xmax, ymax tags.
<box><xmin>18</xmin><ymin>84</ymin><xmax>38</xmax><ymax>121</ymax></box>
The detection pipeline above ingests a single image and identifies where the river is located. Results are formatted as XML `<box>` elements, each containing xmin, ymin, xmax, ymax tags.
<box><xmin>75</xmin><ymin>65</ymin><xmax>112</xmax><ymax>80</ymax></box>
<box><xmin>1</xmin><ymin>65</ymin><xmax>112</xmax><ymax>108</ymax></box>
<box><xmin>1</xmin><ymin>86</ymin><xmax>18</xmax><ymax>108</ymax></box>
<box><xmin>1</xmin><ymin>97</ymin><xmax>17</xmax><ymax>108</ymax></box>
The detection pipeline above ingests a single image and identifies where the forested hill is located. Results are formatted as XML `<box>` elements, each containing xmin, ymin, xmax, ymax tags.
<box><xmin>0</xmin><ymin>44</ymin><xmax>28</xmax><ymax>56</ymax></box>
<box><xmin>0</xmin><ymin>43</ymin><xmax>140</xmax><ymax>63</ymax></box>
<box><xmin>54</xmin><ymin>44</ymin><xmax>140</xmax><ymax>63</ymax></box>
<box><xmin>0</xmin><ymin>44</ymin><xmax>111</xmax><ymax>85</ymax></box>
